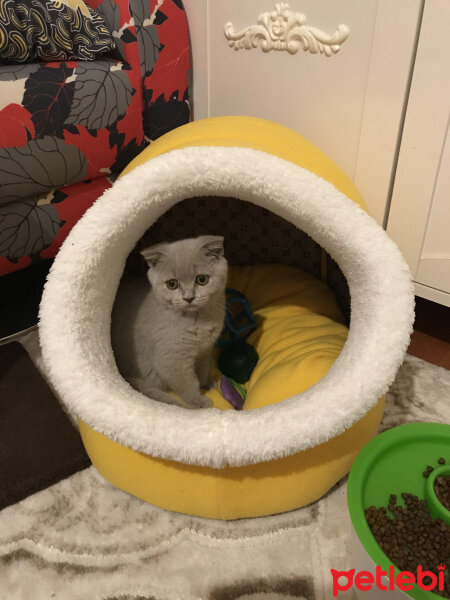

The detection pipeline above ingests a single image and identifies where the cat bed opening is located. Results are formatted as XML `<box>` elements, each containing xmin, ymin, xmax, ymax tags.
<box><xmin>39</xmin><ymin>117</ymin><xmax>414</xmax><ymax>519</ymax></box>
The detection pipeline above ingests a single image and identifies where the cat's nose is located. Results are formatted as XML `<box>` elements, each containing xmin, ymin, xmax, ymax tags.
<box><xmin>183</xmin><ymin>297</ymin><xmax>195</xmax><ymax>304</ymax></box>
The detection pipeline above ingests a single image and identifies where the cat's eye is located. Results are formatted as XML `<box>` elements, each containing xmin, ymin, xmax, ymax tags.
<box><xmin>166</xmin><ymin>279</ymin><xmax>179</xmax><ymax>290</ymax></box>
<box><xmin>196</xmin><ymin>274</ymin><xmax>209</xmax><ymax>286</ymax></box>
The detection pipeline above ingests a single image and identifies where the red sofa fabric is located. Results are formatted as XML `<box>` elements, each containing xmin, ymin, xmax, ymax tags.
<box><xmin>0</xmin><ymin>0</ymin><xmax>190</xmax><ymax>276</ymax></box>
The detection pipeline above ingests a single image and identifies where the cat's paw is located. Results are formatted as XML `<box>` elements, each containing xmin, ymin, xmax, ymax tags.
<box><xmin>190</xmin><ymin>394</ymin><xmax>213</xmax><ymax>409</ymax></box>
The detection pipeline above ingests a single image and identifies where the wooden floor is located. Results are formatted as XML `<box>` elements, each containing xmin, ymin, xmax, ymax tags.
<box><xmin>407</xmin><ymin>296</ymin><xmax>450</xmax><ymax>369</ymax></box>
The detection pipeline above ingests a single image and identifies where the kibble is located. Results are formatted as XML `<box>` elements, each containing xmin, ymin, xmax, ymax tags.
<box><xmin>365</xmin><ymin>457</ymin><xmax>450</xmax><ymax>598</ymax></box>
<box><xmin>366</xmin><ymin>494</ymin><xmax>450</xmax><ymax>597</ymax></box>
<box><xmin>424</xmin><ymin>465</ymin><xmax>435</xmax><ymax>478</ymax></box>
<box><xmin>435</xmin><ymin>476</ymin><xmax>450</xmax><ymax>512</ymax></box>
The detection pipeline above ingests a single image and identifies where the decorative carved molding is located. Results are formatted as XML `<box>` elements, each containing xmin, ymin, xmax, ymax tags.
<box><xmin>224</xmin><ymin>3</ymin><xmax>349</xmax><ymax>57</ymax></box>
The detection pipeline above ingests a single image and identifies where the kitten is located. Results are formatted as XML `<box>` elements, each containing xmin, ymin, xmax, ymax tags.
<box><xmin>111</xmin><ymin>236</ymin><xmax>227</xmax><ymax>409</ymax></box>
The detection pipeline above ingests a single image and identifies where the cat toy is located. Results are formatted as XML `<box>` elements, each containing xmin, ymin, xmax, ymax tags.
<box><xmin>217</xmin><ymin>288</ymin><xmax>259</xmax><ymax>410</ymax></box>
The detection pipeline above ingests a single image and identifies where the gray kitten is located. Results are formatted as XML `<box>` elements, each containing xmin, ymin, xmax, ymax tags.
<box><xmin>111</xmin><ymin>236</ymin><xmax>227</xmax><ymax>409</ymax></box>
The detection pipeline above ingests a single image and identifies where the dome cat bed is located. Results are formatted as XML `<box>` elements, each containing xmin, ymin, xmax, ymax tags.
<box><xmin>39</xmin><ymin>117</ymin><xmax>414</xmax><ymax>519</ymax></box>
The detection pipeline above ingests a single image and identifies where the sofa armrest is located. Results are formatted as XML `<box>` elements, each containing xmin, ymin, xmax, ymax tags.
<box><xmin>93</xmin><ymin>0</ymin><xmax>191</xmax><ymax>140</ymax></box>
<box><xmin>139</xmin><ymin>0</ymin><xmax>191</xmax><ymax>140</ymax></box>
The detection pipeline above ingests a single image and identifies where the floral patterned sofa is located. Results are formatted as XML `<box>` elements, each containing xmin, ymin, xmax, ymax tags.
<box><xmin>0</xmin><ymin>0</ymin><xmax>191</xmax><ymax>277</ymax></box>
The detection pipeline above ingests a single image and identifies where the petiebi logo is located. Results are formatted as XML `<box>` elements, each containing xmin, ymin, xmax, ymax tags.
<box><xmin>331</xmin><ymin>564</ymin><xmax>446</xmax><ymax>596</ymax></box>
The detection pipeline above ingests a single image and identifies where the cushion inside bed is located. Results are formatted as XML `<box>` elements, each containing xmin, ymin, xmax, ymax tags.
<box><xmin>206</xmin><ymin>263</ymin><xmax>349</xmax><ymax>410</ymax></box>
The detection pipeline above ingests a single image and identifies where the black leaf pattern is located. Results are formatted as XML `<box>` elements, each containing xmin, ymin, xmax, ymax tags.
<box><xmin>108</xmin><ymin>128</ymin><xmax>126</xmax><ymax>150</ymax></box>
<box><xmin>109</xmin><ymin>139</ymin><xmax>147</xmax><ymax>175</ymax></box>
<box><xmin>121</xmin><ymin>29</ymin><xmax>137</xmax><ymax>44</ymax></box>
<box><xmin>0</xmin><ymin>197</ymin><xmax>63</xmax><ymax>259</ymax></box>
<box><xmin>23</xmin><ymin>64</ymin><xmax>75</xmax><ymax>138</ymax></box>
<box><xmin>65</xmin><ymin>61</ymin><xmax>134</xmax><ymax>129</ymax></box>
<box><xmin>50</xmin><ymin>190</ymin><xmax>68</xmax><ymax>204</ymax></box>
<box><xmin>143</xmin><ymin>87</ymin><xmax>190</xmax><ymax>140</ymax></box>
<box><xmin>0</xmin><ymin>137</ymin><xmax>87</xmax><ymax>205</ymax></box>
<box><xmin>153</xmin><ymin>10</ymin><xmax>167</xmax><ymax>25</ymax></box>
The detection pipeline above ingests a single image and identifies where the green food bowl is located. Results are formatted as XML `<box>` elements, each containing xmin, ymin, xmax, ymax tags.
<box><xmin>347</xmin><ymin>422</ymin><xmax>450</xmax><ymax>599</ymax></box>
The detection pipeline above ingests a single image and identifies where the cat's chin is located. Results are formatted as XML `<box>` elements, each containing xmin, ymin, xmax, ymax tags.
<box><xmin>181</xmin><ymin>305</ymin><xmax>199</xmax><ymax>314</ymax></box>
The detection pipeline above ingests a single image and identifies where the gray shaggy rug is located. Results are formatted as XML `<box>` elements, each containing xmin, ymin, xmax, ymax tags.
<box><xmin>0</xmin><ymin>330</ymin><xmax>449</xmax><ymax>600</ymax></box>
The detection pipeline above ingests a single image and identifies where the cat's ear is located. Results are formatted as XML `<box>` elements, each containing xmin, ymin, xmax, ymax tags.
<box><xmin>140</xmin><ymin>245</ymin><xmax>164</xmax><ymax>268</ymax></box>
<box><xmin>200</xmin><ymin>236</ymin><xmax>224</xmax><ymax>259</ymax></box>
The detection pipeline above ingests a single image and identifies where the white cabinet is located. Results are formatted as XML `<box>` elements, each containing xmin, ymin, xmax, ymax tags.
<box><xmin>183</xmin><ymin>0</ymin><xmax>422</xmax><ymax>224</ymax></box>
<box><xmin>387</xmin><ymin>0</ymin><xmax>450</xmax><ymax>307</ymax></box>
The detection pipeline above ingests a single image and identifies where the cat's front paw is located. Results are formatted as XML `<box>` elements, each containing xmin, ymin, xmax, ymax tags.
<box><xmin>189</xmin><ymin>394</ymin><xmax>213</xmax><ymax>409</ymax></box>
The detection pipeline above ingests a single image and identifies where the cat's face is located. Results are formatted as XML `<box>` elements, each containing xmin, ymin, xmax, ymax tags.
<box><xmin>141</xmin><ymin>236</ymin><xmax>228</xmax><ymax>312</ymax></box>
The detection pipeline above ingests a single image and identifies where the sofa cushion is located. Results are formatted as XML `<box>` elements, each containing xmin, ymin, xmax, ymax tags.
<box><xmin>0</xmin><ymin>59</ymin><xmax>145</xmax><ymax>206</ymax></box>
<box><xmin>0</xmin><ymin>0</ymin><xmax>116</xmax><ymax>64</ymax></box>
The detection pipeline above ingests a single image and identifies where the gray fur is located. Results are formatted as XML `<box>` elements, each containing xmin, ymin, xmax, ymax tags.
<box><xmin>111</xmin><ymin>236</ymin><xmax>227</xmax><ymax>409</ymax></box>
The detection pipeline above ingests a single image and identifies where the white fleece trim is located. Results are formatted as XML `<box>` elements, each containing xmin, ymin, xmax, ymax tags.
<box><xmin>39</xmin><ymin>147</ymin><xmax>414</xmax><ymax>468</ymax></box>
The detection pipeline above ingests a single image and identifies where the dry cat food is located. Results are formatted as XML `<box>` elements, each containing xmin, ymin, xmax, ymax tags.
<box><xmin>365</xmin><ymin>458</ymin><xmax>450</xmax><ymax>598</ymax></box>
<box><xmin>435</xmin><ymin>476</ymin><xmax>450</xmax><ymax>512</ymax></box>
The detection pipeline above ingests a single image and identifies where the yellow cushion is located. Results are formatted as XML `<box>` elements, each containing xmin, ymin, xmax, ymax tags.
<box><xmin>206</xmin><ymin>263</ymin><xmax>348</xmax><ymax>411</ymax></box>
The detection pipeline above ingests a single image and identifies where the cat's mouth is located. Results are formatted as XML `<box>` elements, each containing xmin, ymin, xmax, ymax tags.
<box><xmin>174</xmin><ymin>302</ymin><xmax>199</xmax><ymax>313</ymax></box>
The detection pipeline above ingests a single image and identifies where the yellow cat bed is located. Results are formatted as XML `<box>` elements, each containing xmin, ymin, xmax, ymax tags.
<box><xmin>39</xmin><ymin>117</ymin><xmax>414</xmax><ymax>519</ymax></box>
<box><xmin>80</xmin><ymin>263</ymin><xmax>382</xmax><ymax>519</ymax></box>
